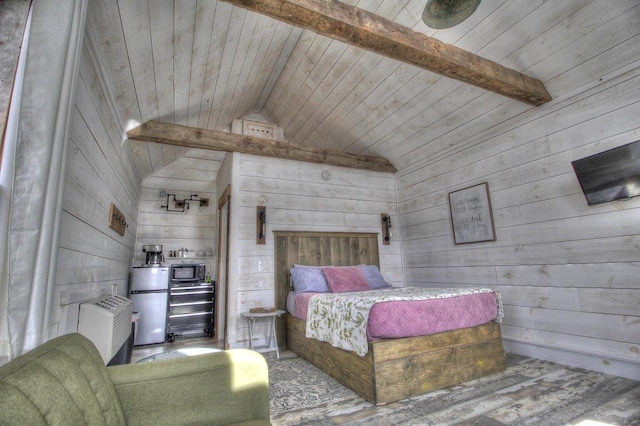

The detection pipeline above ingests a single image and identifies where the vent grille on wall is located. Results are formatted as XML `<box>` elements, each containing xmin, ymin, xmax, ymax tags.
<box><xmin>245</xmin><ymin>122</ymin><xmax>273</xmax><ymax>139</ymax></box>
<box><xmin>231</xmin><ymin>118</ymin><xmax>285</xmax><ymax>141</ymax></box>
<box><xmin>78</xmin><ymin>295</ymin><xmax>132</xmax><ymax>364</ymax></box>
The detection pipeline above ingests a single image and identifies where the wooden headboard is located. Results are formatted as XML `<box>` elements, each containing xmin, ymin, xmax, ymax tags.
<box><xmin>274</xmin><ymin>231</ymin><xmax>379</xmax><ymax>346</ymax></box>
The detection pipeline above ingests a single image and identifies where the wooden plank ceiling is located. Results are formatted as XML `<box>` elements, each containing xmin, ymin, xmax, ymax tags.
<box><xmin>85</xmin><ymin>0</ymin><xmax>596</xmax><ymax>180</ymax></box>
<box><xmin>222</xmin><ymin>0</ymin><xmax>550</xmax><ymax>106</ymax></box>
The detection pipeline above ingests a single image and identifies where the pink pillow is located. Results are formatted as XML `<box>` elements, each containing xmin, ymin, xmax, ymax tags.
<box><xmin>322</xmin><ymin>266</ymin><xmax>370</xmax><ymax>293</ymax></box>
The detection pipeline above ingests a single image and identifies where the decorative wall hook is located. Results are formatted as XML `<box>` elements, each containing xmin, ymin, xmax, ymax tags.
<box><xmin>257</xmin><ymin>206</ymin><xmax>266</xmax><ymax>245</ymax></box>
<box><xmin>381</xmin><ymin>213</ymin><xmax>392</xmax><ymax>245</ymax></box>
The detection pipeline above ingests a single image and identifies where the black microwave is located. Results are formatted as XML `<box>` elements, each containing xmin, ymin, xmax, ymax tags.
<box><xmin>170</xmin><ymin>263</ymin><xmax>205</xmax><ymax>283</ymax></box>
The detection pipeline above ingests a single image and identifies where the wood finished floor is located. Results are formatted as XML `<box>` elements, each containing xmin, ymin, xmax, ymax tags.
<box><xmin>130</xmin><ymin>336</ymin><xmax>223</xmax><ymax>363</ymax></box>
<box><xmin>269</xmin><ymin>353</ymin><xmax>640</xmax><ymax>426</ymax></box>
<box><xmin>132</xmin><ymin>340</ymin><xmax>640</xmax><ymax>425</ymax></box>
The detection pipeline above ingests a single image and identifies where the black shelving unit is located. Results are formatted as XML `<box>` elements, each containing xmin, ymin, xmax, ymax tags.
<box><xmin>166</xmin><ymin>282</ymin><xmax>215</xmax><ymax>342</ymax></box>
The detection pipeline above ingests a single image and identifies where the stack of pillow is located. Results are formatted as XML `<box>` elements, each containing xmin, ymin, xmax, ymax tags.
<box><xmin>290</xmin><ymin>264</ymin><xmax>391</xmax><ymax>294</ymax></box>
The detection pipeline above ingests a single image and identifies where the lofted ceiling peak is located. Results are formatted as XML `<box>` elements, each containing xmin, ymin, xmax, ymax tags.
<box><xmin>84</xmin><ymin>0</ymin><xmax>605</xmax><ymax>182</ymax></box>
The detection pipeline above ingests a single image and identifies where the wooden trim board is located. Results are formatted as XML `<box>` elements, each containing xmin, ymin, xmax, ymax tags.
<box><xmin>286</xmin><ymin>314</ymin><xmax>505</xmax><ymax>405</ymax></box>
<box><xmin>127</xmin><ymin>121</ymin><xmax>397</xmax><ymax>173</ymax></box>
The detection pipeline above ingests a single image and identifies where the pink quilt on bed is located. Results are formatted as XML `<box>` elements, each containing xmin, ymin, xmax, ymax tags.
<box><xmin>290</xmin><ymin>287</ymin><xmax>501</xmax><ymax>341</ymax></box>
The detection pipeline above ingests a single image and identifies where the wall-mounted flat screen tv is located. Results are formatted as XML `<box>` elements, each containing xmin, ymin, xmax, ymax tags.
<box><xmin>571</xmin><ymin>139</ymin><xmax>640</xmax><ymax>205</ymax></box>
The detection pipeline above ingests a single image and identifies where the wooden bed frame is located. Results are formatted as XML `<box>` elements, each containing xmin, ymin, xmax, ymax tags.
<box><xmin>274</xmin><ymin>231</ymin><xmax>505</xmax><ymax>406</ymax></box>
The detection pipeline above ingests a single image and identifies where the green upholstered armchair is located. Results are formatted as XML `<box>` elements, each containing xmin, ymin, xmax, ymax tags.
<box><xmin>0</xmin><ymin>333</ymin><xmax>272</xmax><ymax>426</ymax></box>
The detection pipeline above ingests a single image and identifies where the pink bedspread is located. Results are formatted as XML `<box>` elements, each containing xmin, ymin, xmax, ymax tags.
<box><xmin>289</xmin><ymin>289</ymin><xmax>500</xmax><ymax>340</ymax></box>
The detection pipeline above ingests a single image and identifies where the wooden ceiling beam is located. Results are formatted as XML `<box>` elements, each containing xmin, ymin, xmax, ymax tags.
<box><xmin>127</xmin><ymin>121</ymin><xmax>397</xmax><ymax>173</ymax></box>
<box><xmin>220</xmin><ymin>0</ymin><xmax>552</xmax><ymax>106</ymax></box>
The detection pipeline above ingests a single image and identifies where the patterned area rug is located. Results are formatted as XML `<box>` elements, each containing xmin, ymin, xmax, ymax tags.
<box><xmin>268</xmin><ymin>355</ymin><xmax>358</xmax><ymax>413</ymax></box>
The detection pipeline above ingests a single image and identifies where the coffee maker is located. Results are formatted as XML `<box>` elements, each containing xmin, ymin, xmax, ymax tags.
<box><xmin>142</xmin><ymin>245</ymin><xmax>165</xmax><ymax>266</ymax></box>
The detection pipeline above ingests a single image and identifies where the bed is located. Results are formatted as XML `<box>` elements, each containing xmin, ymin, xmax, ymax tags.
<box><xmin>274</xmin><ymin>231</ymin><xmax>505</xmax><ymax>406</ymax></box>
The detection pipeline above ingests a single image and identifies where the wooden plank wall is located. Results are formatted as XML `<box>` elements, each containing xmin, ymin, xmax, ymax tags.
<box><xmin>53</xmin><ymin>37</ymin><xmax>142</xmax><ymax>335</ymax></box>
<box><xmin>395</xmin><ymin>5</ymin><xmax>640</xmax><ymax>378</ymax></box>
<box><xmin>136</xmin><ymin>186</ymin><xmax>217</xmax><ymax>272</ymax></box>
<box><xmin>227</xmin><ymin>153</ymin><xmax>401</xmax><ymax>348</ymax></box>
<box><xmin>85</xmin><ymin>0</ymin><xmax>303</xmax><ymax>176</ymax></box>
<box><xmin>136</xmin><ymin>149</ymin><xmax>225</xmax><ymax>275</ymax></box>
<box><xmin>274</xmin><ymin>231</ymin><xmax>380</xmax><ymax>349</ymax></box>
<box><xmin>55</xmin><ymin>34</ymin><xmax>224</xmax><ymax>337</ymax></box>
<box><xmin>273</xmin><ymin>232</ymin><xmax>380</xmax><ymax>310</ymax></box>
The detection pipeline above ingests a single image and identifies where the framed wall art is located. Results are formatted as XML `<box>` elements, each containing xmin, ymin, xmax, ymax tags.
<box><xmin>448</xmin><ymin>182</ymin><xmax>496</xmax><ymax>244</ymax></box>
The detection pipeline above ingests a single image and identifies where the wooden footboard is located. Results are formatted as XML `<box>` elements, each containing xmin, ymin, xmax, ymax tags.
<box><xmin>285</xmin><ymin>314</ymin><xmax>505</xmax><ymax>405</ymax></box>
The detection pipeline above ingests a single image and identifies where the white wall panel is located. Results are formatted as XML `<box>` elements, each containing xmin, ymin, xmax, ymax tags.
<box><xmin>54</xmin><ymin>40</ymin><xmax>142</xmax><ymax>336</ymax></box>
<box><xmin>396</xmin><ymin>20</ymin><xmax>640</xmax><ymax>378</ymax></box>
<box><xmin>227</xmin><ymin>154</ymin><xmax>402</xmax><ymax>348</ymax></box>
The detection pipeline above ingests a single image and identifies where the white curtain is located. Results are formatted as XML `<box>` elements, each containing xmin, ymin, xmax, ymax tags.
<box><xmin>0</xmin><ymin>0</ymin><xmax>87</xmax><ymax>358</ymax></box>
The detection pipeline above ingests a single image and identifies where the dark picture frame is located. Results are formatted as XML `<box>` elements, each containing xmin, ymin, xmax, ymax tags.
<box><xmin>448</xmin><ymin>182</ymin><xmax>496</xmax><ymax>244</ymax></box>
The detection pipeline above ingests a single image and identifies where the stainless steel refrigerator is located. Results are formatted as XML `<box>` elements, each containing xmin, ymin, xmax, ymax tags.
<box><xmin>129</xmin><ymin>266</ymin><xmax>169</xmax><ymax>345</ymax></box>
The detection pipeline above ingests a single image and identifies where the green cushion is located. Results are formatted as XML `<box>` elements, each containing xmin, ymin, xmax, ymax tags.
<box><xmin>109</xmin><ymin>349</ymin><xmax>271</xmax><ymax>426</ymax></box>
<box><xmin>0</xmin><ymin>333</ymin><xmax>125</xmax><ymax>425</ymax></box>
<box><xmin>0</xmin><ymin>335</ymin><xmax>271</xmax><ymax>426</ymax></box>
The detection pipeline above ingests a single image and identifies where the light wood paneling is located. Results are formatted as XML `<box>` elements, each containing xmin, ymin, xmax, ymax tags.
<box><xmin>84</xmin><ymin>1</ymin><xmax>640</xmax><ymax>180</ymax></box>
<box><xmin>54</xmin><ymin>36</ymin><xmax>143</xmax><ymax>337</ymax></box>
<box><xmin>396</xmin><ymin>4</ymin><xmax>640</xmax><ymax>378</ymax></box>
<box><xmin>221</xmin><ymin>0</ymin><xmax>550</xmax><ymax>105</ymax></box>
<box><xmin>137</xmin><ymin>181</ymin><xmax>218</xmax><ymax>272</ymax></box>
<box><xmin>46</xmin><ymin>0</ymin><xmax>640</xmax><ymax>381</ymax></box>
<box><xmin>228</xmin><ymin>154</ymin><xmax>402</xmax><ymax>349</ymax></box>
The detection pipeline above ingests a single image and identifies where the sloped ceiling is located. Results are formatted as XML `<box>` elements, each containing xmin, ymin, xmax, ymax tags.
<box><xmin>84</xmin><ymin>0</ymin><xmax>637</xmax><ymax>181</ymax></box>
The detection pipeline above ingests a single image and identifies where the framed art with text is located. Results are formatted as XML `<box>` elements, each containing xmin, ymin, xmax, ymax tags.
<box><xmin>448</xmin><ymin>182</ymin><xmax>496</xmax><ymax>244</ymax></box>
